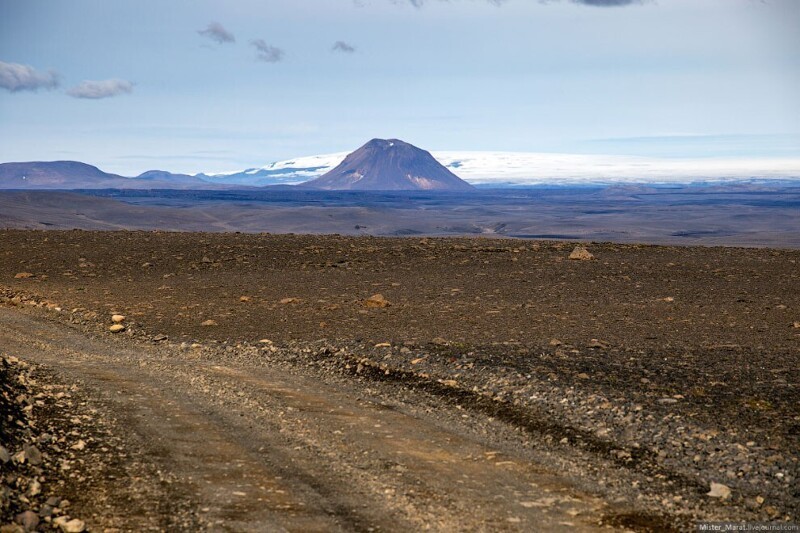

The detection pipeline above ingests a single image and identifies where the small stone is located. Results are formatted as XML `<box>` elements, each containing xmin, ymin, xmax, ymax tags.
<box><xmin>1</xmin><ymin>524</ymin><xmax>25</xmax><ymax>533</ymax></box>
<box><xmin>111</xmin><ymin>314</ymin><xmax>125</xmax><ymax>323</ymax></box>
<box><xmin>22</xmin><ymin>445</ymin><xmax>42</xmax><ymax>465</ymax></box>
<box><xmin>53</xmin><ymin>517</ymin><xmax>85</xmax><ymax>533</ymax></box>
<box><xmin>707</xmin><ymin>482</ymin><xmax>731</xmax><ymax>500</ymax></box>
<box><xmin>549</xmin><ymin>338</ymin><xmax>563</xmax><ymax>346</ymax></box>
<box><xmin>15</xmin><ymin>510</ymin><xmax>39</xmax><ymax>531</ymax></box>
<box><xmin>64</xmin><ymin>521</ymin><xmax>86</xmax><ymax>533</ymax></box>
<box><xmin>201</xmin><ymin>320</ymin><xmax>217</xmax><ymax>326</ymax></box>
<box><xmin>27</xmin><ymin>478</ymin><xmax>41</xmax><ymax>497</ymax></box>
<box><xmin>152</xmin><ymin>334</ymin><xmax>168</xmax><ymax>342</ymax></box>
<box><xmin>576</xmin><ymin>373</ymin><xmax>590</xmax><ymax>380</ymax></box>
<box><xmin>793</xmin><ymin>321</ymin><xmax>800</xmax><ymax>328</ymax></box>
<box><xmin>109</xmin><ymin>324</ymin><xmax>125</xmax><ymax>333</ymax></box>
<box><xmin>374</xmin><ymin>342</ymin><xmax>391</xmax><ymax>348</ymax></box>
<box><xmin>658</xmin><ymin>398</ymin><xmax>678</xmax><ymax>404</ymax></box>
<box><xmin>279</xmin><ymin>297</ymin><xmax>301</xmax><ymax>304</ymax></box>
<box><xmin>201</xmin><ymin>256</ymin><xmax>213</xmax><ymax>263</ymax></box>
<box><xmin>14</xmin><ymin>272</ymin><xmax>34</xmax><ymax>279</ymax></box>
<box><xmin>0</xmin><ymin>445</ymin><xmax>10</xmax><ymax>463</ymax></box>
<box><xmin>568</xmin><ymin>246</ymin><xmax>594</xmax><ymax>260</ymax></box>
<box><xmin>70</xmin><ymin>440</ymin><xmax>86</xmax><ymax>451</ymax></box>
<box><xmin>431</xmin><ymin>337</ymin><xmax>448</xmax><ymax>346</ymax></box>
<box><xmin>239</xmin><ymin>296</ymin><xmax>251</xmax><ymax>302</ymax></box>
<box><xmin>364</xmin><ymin>294</ymin><xmax>391</xmax><ymax>308</ymax></box>
<box><xmin>587</xmin><ymin>339</ymin><xmax>609</xmax><ymax>349</ymax></box>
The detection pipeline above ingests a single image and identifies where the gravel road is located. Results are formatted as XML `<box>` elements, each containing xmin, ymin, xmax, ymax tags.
<box><xmin>1</xmin><ymin>307</ymin><xmax>625</xmax><ymax>532</ymax></box>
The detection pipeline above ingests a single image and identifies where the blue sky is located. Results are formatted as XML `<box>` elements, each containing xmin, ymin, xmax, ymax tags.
<box><xmin>1</xmin><ymin>0</ymin><xmax>798</xmax><ymax>175</ymax></box>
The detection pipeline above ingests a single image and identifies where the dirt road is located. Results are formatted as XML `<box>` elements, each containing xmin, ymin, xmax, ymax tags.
<box><xmin>1</xmin><ymin>307</ymin><xmax>623</xmax><ymax>532</ymax></box>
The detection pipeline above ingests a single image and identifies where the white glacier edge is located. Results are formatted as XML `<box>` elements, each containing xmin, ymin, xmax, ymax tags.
<box><xmin>202</xmin><ymin>151</ymin><xmax>800</xmax><ymax>187</ymax></box>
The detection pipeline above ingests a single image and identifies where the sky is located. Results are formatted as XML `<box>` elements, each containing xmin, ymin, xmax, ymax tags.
<box><xmin>1</xmin><ymin>0</ymin><xmax>799</xmax><ymax>176</ymax></box>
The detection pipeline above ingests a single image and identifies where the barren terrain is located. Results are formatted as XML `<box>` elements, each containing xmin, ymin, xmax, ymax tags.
<box><xmin>1</xmin><ymin>230</ymin><xmax>799</xmax><ymax>531</ymax></box>
<box><xmin>2</xmin><ymin>185</ymin><xmax>799</xmax><ymax>248</ymax></box>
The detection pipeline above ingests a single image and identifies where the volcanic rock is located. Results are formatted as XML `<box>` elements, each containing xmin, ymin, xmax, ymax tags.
<box><xmin>569</xmin><ymin>246</ymin><xmax>594</xmax><ymax>260</ymax></box>
<box><xmin>707</xmin><ymin>482</ymin><xmax>731</xmax><ymax>499</ymax></box>
<box><xmin>364</xmin><ymin>294</ymin><xmax>391</xmax><ymax>308</ymax></box>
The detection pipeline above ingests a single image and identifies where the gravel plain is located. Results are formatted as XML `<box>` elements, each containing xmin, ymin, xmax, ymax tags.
<box><xmin>1</xmin><ymin>229</ymin><xmax>798</xmax><ymax>531</ymax></box>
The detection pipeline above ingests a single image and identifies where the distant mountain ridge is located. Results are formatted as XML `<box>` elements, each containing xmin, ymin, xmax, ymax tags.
<box><xmin>4</xmin><ymin>146</ymin><xmax>800</xmax><ymax>191</ymax></box>
<box><xmin>0</xmin><ymin>161</ymin><xmax>229</xmax><ymax>190</ymax></box>
<box><xmin>0</xmin><ymin>161</ymin><xmax>126</xmax><ymax>188</ymax></box>
<box><xmin>304</xmin><ymin>139</ymin><xmax>474</xmax><ymax>191</ymax></box>
<box><xmin>0</xmin><ymin>139</ymin><xmax>478</xmax><ymax>191</ymax></box>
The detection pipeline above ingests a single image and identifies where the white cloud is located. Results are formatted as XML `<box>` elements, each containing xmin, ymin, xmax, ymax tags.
<box><xmin>67</xmin><ymin>79</ymin><xmax>134</xmax><ymax>99</ymax></box>
<box><xmin>0</xmin><ymin>61</ymin><xmax>60</xmax><ymax>92</ymax></box>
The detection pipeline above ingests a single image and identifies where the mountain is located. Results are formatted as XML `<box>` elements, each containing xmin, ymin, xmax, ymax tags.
<box><xmin>0</xmin><ymin>161</ymin><xmax>130</xmax><ymax>189</ymax></box>
<box><xmin>0</xmin><ymin>162</ymin><xmax>232</xmax><ymax>190</ymax></box>
<box><xmin>302</xmin><ymin>139</ymin><xmax>475</xmax><ymax>191</ymax></box>
<box><xmin>135</xmin><ymin>170</ymin><xmax>213</xmax><ymax>187</ymax></box>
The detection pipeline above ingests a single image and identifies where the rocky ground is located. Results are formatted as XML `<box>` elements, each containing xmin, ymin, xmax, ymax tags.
<box><xmin>0</xmin><ymin>349</ymin><xmax>199</xmax><ymax>533</ymax></box>
<box><xmin>0</xmin><ymin>352</ymin><xmax>96</xmax><ymax>533</ymax></box>
<box><xmin>1</xmin><ymin>230</ymin><xmax>798</xmax><ymax>530</ymax></box>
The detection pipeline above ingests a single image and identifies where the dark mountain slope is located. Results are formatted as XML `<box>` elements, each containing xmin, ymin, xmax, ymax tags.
<box><xmin>0</xmin><ymin>161</ymin><xmax>128</xmax><ymax>189</ymax></box>
<box><xmin>304</xmin><ymin>139</ymin><xmax>474</xmax><ymax>191</ymax></box>
<box><xmin>0</xmin><ymin>161</ymin><xmax>230</xmax><ymax>190</ymax></box>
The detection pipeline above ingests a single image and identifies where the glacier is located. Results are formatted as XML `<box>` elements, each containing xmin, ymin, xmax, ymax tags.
<box><xmin>198</xmin><ymin>151</ymin><xmax>800</xmax><ymax>187</ymax></box>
